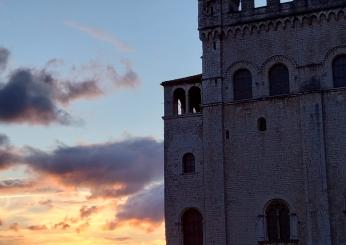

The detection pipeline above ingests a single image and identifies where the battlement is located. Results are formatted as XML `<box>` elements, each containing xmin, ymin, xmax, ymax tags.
<box><xmin>199</xmin><ymin>0</ymin><xmax>346</xmax><ymax>30</ymax></box>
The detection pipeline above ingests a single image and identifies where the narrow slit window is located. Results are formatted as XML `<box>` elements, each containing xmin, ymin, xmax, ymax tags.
<box><xmin>183</xmin><ymin>153</ymin><xmax>195</xmax><ymax>174</ymax></box>
<box><xmin>258</xmin><ymin>117</ymin><xmax>267</xmax><ymax>131</ymax></box>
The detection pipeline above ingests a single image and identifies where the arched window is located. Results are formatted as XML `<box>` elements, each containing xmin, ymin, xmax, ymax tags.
<box><xmin>266</xmin><ymin>199</ymin><xmax>290</xmax><ymax>243</ymax></box>
<box><xmin>183</xmin><ymin>153</ymin><xmax>195</xmax><ymax>174</ymax></box>
<box><xmin>182</xmin><ymin>209</ymin><xmax>203</xmax><ymax>245</ymax></box>
<box><xmin>173</xmin><ymin>88</ymin><xmax>186</xmax><ymax>115</ymax></box>
<box><xmin>233</xmin><ymin>69</ymin><xmax>253</xmax><ymax>100</ymax></box>
<box><xmin>189</xmin><ymin>86</ymin><xmax>201</xmax><ymax>113</ymax></box>
<box><xmin>333</xmin><ymin>55</ymin><xmax>346</xmax><ymax>88</ymax></box>
<box><xmin>258</xmin><ymin>117</ymin><xmax>267</xmax><ymax>131</ymax></box>
<box><xmin>269</xmin><ymin>64</ymin><xmax>290</xmax><ymax>96</ymax></box>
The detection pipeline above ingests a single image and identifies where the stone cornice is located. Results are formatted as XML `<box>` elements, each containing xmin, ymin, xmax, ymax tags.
<box><xmin>199</xmin><ymin>7</ymin><xmax>345</xmax><ymax>41</ymax></box>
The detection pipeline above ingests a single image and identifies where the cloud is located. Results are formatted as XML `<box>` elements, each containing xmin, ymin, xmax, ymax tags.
<box><xmin>64</xmin><ymin>20</ymin><xmax>134</xmax><ymax>52</ymax></box>
<box><xmin>75</xmin><ymin>222</ymin><xmax>89</xmax><ymax>233</ymax></box>
<box><xmin>0</xmin><ymin>47</ymin><xmax>9</xmax><ymax>72</ymax></box>
<box><xmin>0</xmin><ymin>179</ymin><xmax>34</xmax><ymax>189</ymax></box>
<box><xmin>53</xmin><ymin>222</ymin><xmax>70</xmax><ymax>230</ymax></box>
<box><xmin>0</xmin><ymin>149</ymin><xmax>21</xmax><ymax>170</ymax></box>
<box><xmin>25</xmin><ymin>137</ymin><xmax>163</xmax><ymax>199</ymax></box>
<box><xmin>0</xmin><ymin>47</ymin><xmax>140</xmax><ymax>125</ymax></box>
<box><xmin>116</xmin><ymin>184</ymin><xmax>164</xmax><ymax>224</ymax></box>
<box><xmin>80</xmin><ymin>206</ymin><xmax>98</xmax><ymax>219</ymax></box>
<box><xmin>0</xmin><ymin>134</ymin><xmax>10</xmax><ymax>147</ymax></box>
<box><xmin>39</xmin><ymin>199</ymin><xmax>53</xmax><ymax>208</ymax></box>
<box><xmin>0</xmin><ymin>68</ymin><xmax>101</xmax><ymax>125</ymax></box>
<box><xmin>105</xmin><ymin>183</ymin><xmax>164</xmax><ymax>232</ymax></box>
<box><xmin>9</xmin><ymin>223</ymin><xmax>19</xmax><ymax>232</ymax></box>
<box><xmin>106</xmin><ymin>60</ymin><xmax>140</xmax><ymax>89</ymax></box>
<box><xmin>0</xmin><ymin>219</ymin><xmax>3</xmax><ymax>226</ymax></box>
<box><xmin>27</xmin><ymin>225</ymin><xmax>47</xmax><ymax>231</ymax></box>
<box><xmin>105</xmin><ymin>236</ymin><xmax>131</xmax><ymax>242</ymax></box>
<box><xmin>0</xmin><ymin>136</ymin><xmax>164</xmax><ymax>233</ymax></box>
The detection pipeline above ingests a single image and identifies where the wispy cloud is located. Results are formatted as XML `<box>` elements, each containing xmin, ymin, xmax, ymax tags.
<box><xmin>64</xmin><ymin>20</ymin><xmax>134</xmax><ymax>52</ymax></box>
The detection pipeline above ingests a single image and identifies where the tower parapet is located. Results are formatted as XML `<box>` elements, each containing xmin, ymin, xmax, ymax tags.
<box><xmin>199</xmin><ymin>0</ymin><xmax>346</xmax><ymax>31</ymax></box>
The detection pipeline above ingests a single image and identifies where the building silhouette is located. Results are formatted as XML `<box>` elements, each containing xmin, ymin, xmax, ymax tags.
<box><xmin>162</xmin><ymin>0</ymin><xmax>346</xmax><ymax>244</ymax></box>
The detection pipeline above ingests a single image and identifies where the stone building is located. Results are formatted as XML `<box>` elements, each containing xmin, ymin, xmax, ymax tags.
<box><xmin>162</xmin><ymin>0</ymin><xmax>346</xmax><ymax>244</ymax></box>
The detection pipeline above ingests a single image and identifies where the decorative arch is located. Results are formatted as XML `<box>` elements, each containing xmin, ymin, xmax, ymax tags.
<box><xmin>261</xmin><ymin>55</ymin><xmax>297</xmax><ymax>95</ymax></box>
<box><xmin>225</xmin><ymin>60</ymin><xmax>259</xmax><ymax>101</ymax></box>
<box><xmin>323</xmin><ymin>45</ymin><xmax>346</xmax><ymax>89</ymax></box>
<box><xmin>181</xmin><ymin>208</ymin><xmax>203</xmax><ymax>245</ymax></box>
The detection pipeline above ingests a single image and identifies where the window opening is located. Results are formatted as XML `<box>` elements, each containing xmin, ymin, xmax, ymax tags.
<box><xmin>333</xmin><ymin>55</ymin><xmax>346</xmax><ymax>88</ymax></box>
<box><xmin>233</xmin><ymin>69</ymin><xmax>253</xmax><ymax>100</ymax></box>
<box><xmin>258</xmin><ymin>118</ymin><xmax>267</xmax><ymax>131</ymax></box>
<box><xmin>189</xmin><ymin>87</ymin><xmax>201</xmax><ymax>113</ymax></box>
<box><xmin>269</xmin><ymin>63</ymin><xmax>290</xmax><ymax>96</ymax></box>
<box><xmin>183</xmin><ymin>153</ymin><xmax>195</xmax><ymax>174</ymax></box>
<box><xmin>173</xmin><ymin>88</ymin><xmax>186</xmax><ymax>115</ymax></box>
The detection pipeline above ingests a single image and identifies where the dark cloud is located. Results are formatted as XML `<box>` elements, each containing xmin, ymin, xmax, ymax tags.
<box><xmin>104</xmin><ymin>184</ymin><xmax>164</xmax><ymax>231</ymax></box>
<box><xmin>0</xmin><ymin>149</ymin><xmax>21</xmax><ymax>170</ymax></box>
<box><xmin>27</xmin><ymin>225</ymin><xmax>47</xmax><ymax>231</ymax></box>
<box><xmin>0</xmin><ymin>179</ymin><xmax>33</xmax><ymax>189</ymax></box>
<box><xmin>0</xmin><ymin>134</ymin><xmax>22</xmax><ymax>169</ymax></box>
<box><xmin>0</xmin><ymin>47</ymin><xmax>140</xmax><ymax>125</ymax></box>
<box><xmin>0</xmin><ymin>48</ymin><xmax>9</xmax><ymax>72</ymax></box>
<box><xmin>0</xmin><ymin>219</ymin><xmax>3</xmax><ymax>226</ymax></box>
<box><xmin>25</xmin><ymin>137</ymin><xmax>163</xmax><ymax>199</ymax></box>
<box><xmin>80</xmin><ymin>206</ymin><xmax>98</xmax><ymax>219</ymax></box>
<box><xmin>116</xmin><ymin>183</ymin><xmax>164</xmax><ymax>224</ymax></box>
<box><xmin>0</xmin><ymin>69</ymin><xmax>100</xmax><ymax>125</ymax></box>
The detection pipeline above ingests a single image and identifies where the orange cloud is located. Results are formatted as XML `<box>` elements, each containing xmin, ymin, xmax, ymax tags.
<box><xmin>27</xmin><ymin>225</ymin><xmax>48</xmax><ymax>231</ymax></box>
<box><xmin>9</xmin><ymin>223</ymin><xmax>19</xmax><ymax>232</ymax></box>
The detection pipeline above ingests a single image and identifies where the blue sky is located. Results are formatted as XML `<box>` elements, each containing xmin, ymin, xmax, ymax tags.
<box><xmin>0</xmin><ymin>0</ymin><xmax>202</xmax><ymax>149</ymax></box>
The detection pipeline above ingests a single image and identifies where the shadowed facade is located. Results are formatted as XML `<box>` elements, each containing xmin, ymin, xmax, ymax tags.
<box><xmin>163</xmin><ymin>0</ymin><xmax>346</xmax><ymax>244</ymax></box>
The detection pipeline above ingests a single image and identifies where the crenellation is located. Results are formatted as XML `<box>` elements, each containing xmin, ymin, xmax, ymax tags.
<box><xmin>199</xmin><ymin>0</ymin><xmax>346</xmax><ymax>31</ymax></box>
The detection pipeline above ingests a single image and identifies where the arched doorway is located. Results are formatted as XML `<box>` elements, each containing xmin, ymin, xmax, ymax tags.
<box><xmin>182</xmin><ymin>209</ymin><xmax>203</xmax><ymax>245</ymax></box>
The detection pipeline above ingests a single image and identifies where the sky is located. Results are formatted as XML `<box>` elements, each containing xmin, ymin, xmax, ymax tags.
<box><xmin>0</xmin><ymin>0</ymin><xmax>287</xmax><ymax>244</ymax></box>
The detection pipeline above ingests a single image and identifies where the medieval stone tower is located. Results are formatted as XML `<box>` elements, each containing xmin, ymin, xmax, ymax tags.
<box><xmin>162</xmin><ymin>0</ymin><xmax>346</xmax><ymax>244</ymax></box>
